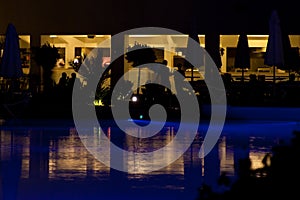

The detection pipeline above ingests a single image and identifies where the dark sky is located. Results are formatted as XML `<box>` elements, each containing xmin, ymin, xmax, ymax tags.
<box><xmin>0</xmin><ymin>0</ymin><xmax>299</xmax><ymax>34</ymax></box>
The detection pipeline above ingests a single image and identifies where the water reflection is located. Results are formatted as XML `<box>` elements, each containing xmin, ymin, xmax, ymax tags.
<box><xmin>0</xmin><ymin>120</ymin><xmax>299</xmax><ymax>199</ymax></box>
<box><xmin>48</xmin><ymin>127</ymin><xmax>110</xmax><ymax>181</ymax></box>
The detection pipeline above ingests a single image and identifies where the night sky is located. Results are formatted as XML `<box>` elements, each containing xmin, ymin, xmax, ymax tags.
<box><xmin>0</xmin><ymin>0</ymin><xmax>299</xmax><ymax>35</ymax></box>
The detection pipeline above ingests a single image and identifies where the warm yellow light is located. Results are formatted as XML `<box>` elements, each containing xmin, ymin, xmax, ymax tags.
<box><xmin>94</xmin><ymin>99</ymin><xmax>104</xmax><ymax>106</ymax></box>
<box><xmin>129</xmin><ymin>35</ymin><xmax>161</xmax><ymax>37</ymax></box>
<box><xmin>247</xmin><ymin>35</ymin><xmax>268</xmax><ymax>37</ymax></box>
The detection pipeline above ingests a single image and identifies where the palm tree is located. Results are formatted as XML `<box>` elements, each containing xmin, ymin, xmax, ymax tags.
<box><xmin>125</xmin><ymin>42</ymin><xmax>157</xmax><ymax>94</ymax></box>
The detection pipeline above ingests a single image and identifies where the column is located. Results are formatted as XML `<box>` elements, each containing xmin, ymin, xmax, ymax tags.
<box><xmin>205</xmin><ymin>33</ymin><xmax>221</xmax><ymax>80</ymax></box>
<box><xmin>29</xmin><ymin>33</ymin><xmax>42</xmax><ymax>93</ymax></box>
<box><xmin>110</xmin><ymin>32</ymin><xmax>125</xmax><ymax>90</ymax></box>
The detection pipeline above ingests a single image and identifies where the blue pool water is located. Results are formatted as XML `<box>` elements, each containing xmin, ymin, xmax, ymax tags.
<box><xmin>1</xmin><ymin>119</ymin><xmax>299</xmax><ymax>200</ymax></box>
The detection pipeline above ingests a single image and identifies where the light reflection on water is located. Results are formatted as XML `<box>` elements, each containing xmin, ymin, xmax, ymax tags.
<box><xmin>0</xmin><ymin>120</ymin><xmax>299</xmax><ymax>199</ymax></box>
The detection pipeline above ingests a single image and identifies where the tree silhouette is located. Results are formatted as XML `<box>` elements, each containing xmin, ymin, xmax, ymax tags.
<box><xmin>34</xmin><ymin>42</ymin><xmax>59</xmax><ymax>92</ymax></box>
<box><xmin>125</xmin><ymin>42</ymin><xmax>157</xmax><ymax>94</ymax></box>
<box><xmin>125</xmin><ymin>42</ymin><xmax>157</xmax><ymax>67</ymax></box>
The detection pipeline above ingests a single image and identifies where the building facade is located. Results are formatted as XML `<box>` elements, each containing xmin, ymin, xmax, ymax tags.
<box><xmin>1</xmin><ymin>0</ymin><xmax>300</xmax><ymax>84</ymax></box>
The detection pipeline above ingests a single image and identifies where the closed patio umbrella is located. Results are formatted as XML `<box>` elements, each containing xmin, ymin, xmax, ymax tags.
<box><xmin>0</xmin><ymin>23</ymin><xmax>26</xmax><ymax>118</ymax></box>
<box><xmin>185</xmin><ymin>13</ymin><xmax>203</xmax><ymax>83</ymax></box>
<box><xmin>264</xmin><ymin>10</ymin><xmax>284</xmax><ymax>84</ymax></box>
<box><xmin>234</xmin><ymin>33</ymin><xmax>250</xmax><ymax>82</ymax></box>
<box><xmin>0</xmin><ymin>23</ymin><xmax>23</xmax><ymax>79</ymax></box>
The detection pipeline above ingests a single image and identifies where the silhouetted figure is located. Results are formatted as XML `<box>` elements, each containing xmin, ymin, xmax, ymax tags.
<box><xmin>58</xmin><ymin>72</ymin><xmax>68</xmax><ymax>89</ymax></box>
<box><xmin>216</xmin><ymin>172</ymin><xmax>231</xmax><ymax>193</ymax></box>
<box><xmin>222</xmin><ymin>72</ymin><xmax>233</xmax><ymax>84</ymax></box>
<box><xmin>248</xmin><ymin>74</ymin><xmax>257</xmax><ymax>84</ymax></box>
<box><xmin>173</xmin><ymin>63</ymin><xmax>187</xmax><ymax>97</ymax></box>
<box><xmin>176</xmin><ymin>63</ymin><xmax>185</xmax><ymax>76</ymax></box>
<box><xmin>160</xmin><ymin>60</ymin><xmax>171</xmax><ymax>93</ymax></box>
<box><xmin>288</xmin><ymin>73</ymin><xmax>296</xmax><ymax>82</ymax></box>
<box><xmin>67</xmin><ymin>72</ymin><xmax>79</xmax><ymax>91</ymax></box>
<box><xmin>246</xmin><ymin>74</ymin><xmax>261</xmax><ymax>105</ymax></box>
<box><xmin>54</xmin><ymin>72</ymin><xmax>73</xmax><ymax>117</ymax></box>
<box><xmin>221</xmin><ymin>73</ymin><xmax>236</xmax><ymax>104</ymax></box>
<box><xmin>279</xmin><ymin>73</ymin><xmax>300</xmax><ymax>106</ymax></box>
<box><xmin>256</xmin><ymin>75</ymin><xmax>267</xmax><ymax>104</ymax></box>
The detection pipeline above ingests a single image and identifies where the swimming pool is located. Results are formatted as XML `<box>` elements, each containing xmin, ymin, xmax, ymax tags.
<box><xmin>1</xmin><ymin>119</ymin><xmax>299</xmax><ymax>200</ymax></box>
